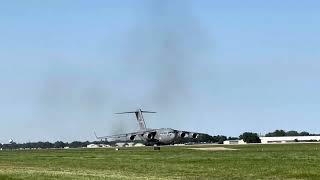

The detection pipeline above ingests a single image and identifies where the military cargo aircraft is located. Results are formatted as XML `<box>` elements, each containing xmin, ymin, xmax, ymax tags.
<box><xmin>95</xmin><ymin>109</ymin><xmax>202</xmax><ymax>146</ymax></box>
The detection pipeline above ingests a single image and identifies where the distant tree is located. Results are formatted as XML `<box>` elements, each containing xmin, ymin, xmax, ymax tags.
<box><xmin>274</xmin><ymin>130</ymin><xmax>286</xmax><ymax>136</ymax></box>
<box><xmin>299</xmin><ymin>131</ymin><xmax>310</xmax><ymax>136</ymax></box>
<box><xmin>286</xmin><ymin>131</ymin><xmax>300</xmax><ymax>136</ymax></box>
<box><xmin>218</xmin><ymin>136</ymin><xmax>227</xmax><ymax>144</ymax></box>
<box><xmin>2</xmin><ymin>142</ymin><xmax>18</xmax><ymax>149</ymax></box>
<box><xmin>33</xmin><ymin>141</ymin><xmax>54</xmax><ymax>149</ymax></box>
<box><xmin>44</xmin><ymin>142</ymin><xmax>54</xmax><ymax>149</ymax></box>
<box><xmin>91</xmin><ymin>140</ymin><xmax>108</xmax><ymax>144</ymax></box>
<box><xmin>24</xmin><ymin>142</ymin><xmax>33</xmax><ymax>149</ymax></box>
<box><xmin>69</xmin><ymin>141</ymin><xmax>87</xmax><ymax>148</ymax></box>
<box><xmin>265</xmin><ymin>130</ymin><xmax>313</xmax><ymax>137</ymax></box>
<box><xmin>265</xmin><ymin>130</ymin><xmax>286</xmax><ymax>137</ymax></box>
<box><xmin>54</xmin><ymin>141</ymin><xmax>66</xmax><ymax>148</ymax></box>
<box><xmin>212</xmin><ymin>135</ymin><xmax>227</xmax><ymax>144</ymax></box>
<box><xmin>240</xmin><ymin>132</ymin><xmax>261</xmax><ymax>143</ymax></box>
<box><xmin>227</xmin><ymin>137</ymin><xmax>239</xmax><ymax>140</ymax></box>
<box><xmin>84</xmin><ymin>141</ymin><xmax>90</xmax><ymax>146</ymax></box>
<box><xmin>196</xmin><ymin>134</ymin><xmax>213</xmax><ymax>143</ymax></box>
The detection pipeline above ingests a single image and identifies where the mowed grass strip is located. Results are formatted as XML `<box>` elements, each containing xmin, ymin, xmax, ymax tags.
<box><xmin>0</xmin><ymin>144</ymin><xmax>320</xmax><ymax>179</ymax></box>
<box><xmin>0</xmin><ymin>166</ymin><xmax>152</xmax><ymax>180</ymax></box>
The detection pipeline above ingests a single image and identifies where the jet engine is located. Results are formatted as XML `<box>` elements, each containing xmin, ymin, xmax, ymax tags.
<box><xmin>129</xmin><ymin>135</ymin><xmax>136</xmax><ymax>141</ymax></box>
<box><xmin>143</xmin><ymin>132</ymin><xmax>155</xmax><ymax>140</ymax></box>
<box><xmin>189</xmin><ymin>133</ymin><xmax>198</xmax><ymax>139</ymax></box>
<box><xmin>177</xmin><ymin>132</ymin><xmax>187</xmax><ymax>138</ymax></box>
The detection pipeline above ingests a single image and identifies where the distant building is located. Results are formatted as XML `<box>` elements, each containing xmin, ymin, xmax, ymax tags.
<box><xmin>260</xmin><ymin>136</ymin><xmax>320</xmax><ymax>144</ymax></box>
<box><xmin>116</xmin><ymin>143</ymin><xmax>126</xmax><ymax>147</ymax></box>
<box><xmin>223</xmin><ymin>140</ymin><xmax>246</xmax><ymax>145</ymax></box>
<box><xmin>134</xmin><ymin>143</ymin><xmax>145</xmax><ymax>147</ymax></box>
<box><xmin>125</xmin><ymin>143</ymin><xmax>135</xmax><ymax>147</ymax></box>
<box><xmin>100</xmin><ymin>144</ymin><xmax>110</xmax><ymax>148</ymax></box>
<box><xmin>223</xmin><ymin>136</ymin><xmax>320</xmax><ymax>144</ymax></box>
<box><xmin>87</xmin><ymin>144</ymin><xmax>100</xmax><ymax>148</ymax></box>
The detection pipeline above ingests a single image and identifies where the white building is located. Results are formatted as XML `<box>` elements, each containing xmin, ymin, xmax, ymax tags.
<box><xmin>260</xmin><ymin>136</ymin><xmax>320</xmax><ymax>144</ymax></box>
<box><xmin>223</xmin><ymin>139</ymin><xmax>246</xmax><ymax>145</ymax></box>
<box><xmin>87</xmin><ymin>144</ymin><xmax>100</xmax><ymax>148</ymax></box>
<box><xmin>134</xmin><ymin>143</ymin><xmax>145</xmax><ymax>147</ymax></box>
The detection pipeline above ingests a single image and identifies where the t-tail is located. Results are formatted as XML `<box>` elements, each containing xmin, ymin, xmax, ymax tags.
<box><xmin>115</xmin><ymin>109</ymin><xmax>156</xmax><ymax>129</ymax></box>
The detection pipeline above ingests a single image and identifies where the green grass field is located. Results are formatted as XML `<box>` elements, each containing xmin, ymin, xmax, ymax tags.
<box><xmin>0</xmin><ymin>143</ymin><xmax>320</xmax><ymax>179</ymax></box>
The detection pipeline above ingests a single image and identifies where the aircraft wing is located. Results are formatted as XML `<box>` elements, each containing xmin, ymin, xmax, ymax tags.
<box><xmin>173</xmin><ymin>129</ymin><xmax>203</xmax><ymax>139</ymax></box>
<box><xmin>94</xmin><ymin>129</ymin><xmax>156</xmax><ymax>142</ymax></box>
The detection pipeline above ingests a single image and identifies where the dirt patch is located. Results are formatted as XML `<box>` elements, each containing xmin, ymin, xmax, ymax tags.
<box><xmin>188</xmin><ymin>147</ymin><xmax>238</xmax><ymax>151</ymax></box>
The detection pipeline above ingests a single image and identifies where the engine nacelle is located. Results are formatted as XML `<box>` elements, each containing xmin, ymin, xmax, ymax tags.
<box><xmin>129</xmin><ymin>135</ymin><xmax>136</xmax><ymax>141</ymax></box>
<box><xmin>178</xmin><ymin>132</ymin><xmax>187</xmax><ymax>138</ymax></box>
<box><xmin>143</xmin><ymin>133</ymin><xmax>155</xmax><ymax>140</ymax></box>
<box><xmin>189</xmin><ymin>133</ymin><xmax>198</xmax><ymax>139</ymax></box>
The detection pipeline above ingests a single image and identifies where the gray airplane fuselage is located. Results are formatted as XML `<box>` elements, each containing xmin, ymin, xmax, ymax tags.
<box><xmin>96</xmin><ymin>109</ymin><xmax>200</xmax><ymax>146</ymax></box>
<box><xmin>105</xmin><ymin>128</ymin><xmax>198</xmax><ymax>145</ymax></box>
<box><xmin>138</xmin><ymin>128</ymin><xmax>178</xmax><ymax>145</ymax></box>
<box><xmin>154</xmin><ymin>128</ymin><xmax>177</xmax><ymax>144</ymax></box>
<box><xmin>105</xmin><ymin>128</ymin><xmax>177</xmax><ymax>145</ymax></box>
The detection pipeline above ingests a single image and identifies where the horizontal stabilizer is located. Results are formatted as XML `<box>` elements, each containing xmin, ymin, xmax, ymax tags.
<box><xmin>115</xmin><ymin>110</ymin><xmax>156</xmax><ymax>114</ymax></box>
<box><xmin>115</xmin><ymin>112</ymin><xmax>136</xmax><ymax>114</ymax></box>
<box><xmin>141</xmin><ymin>111</ymin><xmax>156</xmax><ymax>113</ymax></box>
<box><xmin>115</xmin><ymin>109</ymin><xmax>156</xmax><ymax>129</ymax></box>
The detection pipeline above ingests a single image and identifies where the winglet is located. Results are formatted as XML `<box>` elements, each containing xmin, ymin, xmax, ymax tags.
<box><xmin>94</xmin><ymin>132</ymin><xmax>99</xmax><ymax>139</ymax></box>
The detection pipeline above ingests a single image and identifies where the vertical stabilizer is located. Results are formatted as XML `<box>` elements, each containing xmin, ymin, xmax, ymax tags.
<box><xmin>115</xmin><ymin>109</ymin><xmax>156</xmax><ymax>130</ymax></box>
<box><xmin>135</xmin><ymin>109</ymin><xmax>146</xmax><ymax>129</ymax></box>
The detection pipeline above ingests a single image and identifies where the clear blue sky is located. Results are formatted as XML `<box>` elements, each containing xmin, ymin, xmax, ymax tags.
<box><xmin>0</xmin><ymin>1</ymin><xmax>319</xmax><ymax>143</ymax></box>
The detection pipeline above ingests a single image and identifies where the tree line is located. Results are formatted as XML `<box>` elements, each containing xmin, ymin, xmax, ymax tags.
<box><xmin>194</xmin><ymin>134</ymin><xmax>238</xmax><ymax>144</ymax></box>
<box><xmin>0</xmin><ymin>141</ymin><xmax>105</xmax><ymax>150</ymax></box>
<box><xmin>198</xmin><ymin>129</ymin><xmax>319</xmax><ymax>144</ymax></box>
<box><xmin>1</xmin><ymin>129</ymin><xmax>318</xmax><ymax>149</ymax></box>
<box><xmin>265</xmin><ymin>130</ymin><xmax>319</xmax><ymax>137</ymax></box>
